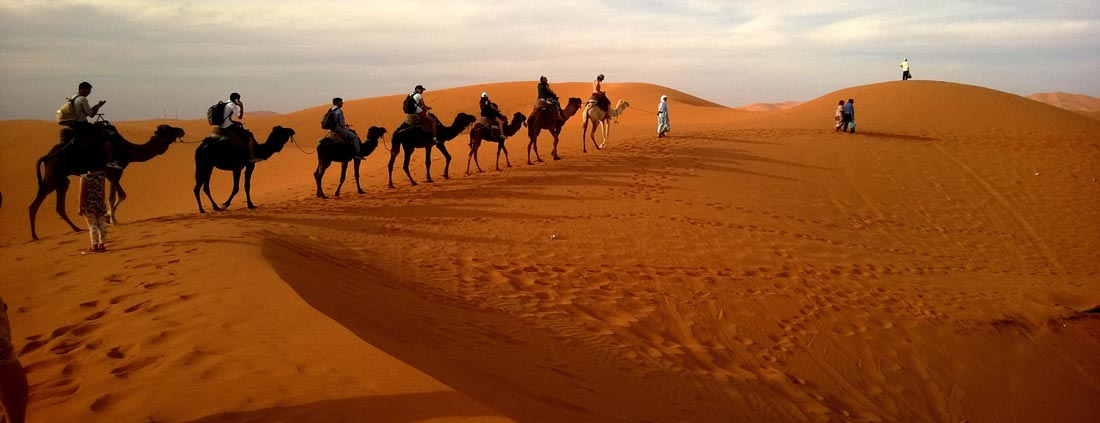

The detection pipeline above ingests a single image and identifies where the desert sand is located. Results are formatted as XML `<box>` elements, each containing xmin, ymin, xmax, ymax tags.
<box><xmin>1</xmin><ymin>80</ymin><xmax>1099</xmax><ymax>422</ymax></box>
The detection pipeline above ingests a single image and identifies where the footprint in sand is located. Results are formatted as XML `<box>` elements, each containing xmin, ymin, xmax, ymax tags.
<box><xmin>110</xmin><ymin>355</ymin><xmax>162</xmax><ymax>378</ymax></box>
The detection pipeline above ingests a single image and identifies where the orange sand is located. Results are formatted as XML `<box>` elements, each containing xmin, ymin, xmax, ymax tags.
<box><xmin>1</xmin><ymin>80</ymin><xmax>1099</xmax><ymax>422</ymax></box>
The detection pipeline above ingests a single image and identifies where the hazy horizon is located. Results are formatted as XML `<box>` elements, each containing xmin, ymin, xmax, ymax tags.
<box><xmin>2</xmin><ymin>0</ymin><xmax>1098</xmax><ymax>121</ymax></box>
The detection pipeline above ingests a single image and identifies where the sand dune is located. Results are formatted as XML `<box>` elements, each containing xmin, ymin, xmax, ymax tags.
<box><xmin>1028</xmin><ymin>92</ymin><xmax>1100</xmax><ymax>111</ymax></box>
<box><xmin>738</xmin><ymin>101</ymin><xmax>803</xmax><ymax>112</ymax></box>
<box><xmin>2</xmin><ymin>80</ymin><xmax>1099</xmax><ymax>423</ymax></box>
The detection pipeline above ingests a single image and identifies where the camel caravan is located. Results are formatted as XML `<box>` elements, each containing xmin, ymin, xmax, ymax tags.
<box><xmin>28</xmin><ymin>76</ymin><xmax>632</xmax><ymax>240</ymax></box>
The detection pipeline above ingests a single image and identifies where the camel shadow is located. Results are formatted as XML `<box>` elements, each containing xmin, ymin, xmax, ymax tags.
<box><xmin>175</xmin><ymin>391</ymin><xmax>505</xmax><ymax>423</ymax></box>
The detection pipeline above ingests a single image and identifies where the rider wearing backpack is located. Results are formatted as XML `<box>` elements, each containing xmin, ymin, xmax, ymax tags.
<box><xmin>404</xmin><ymin>85</ymin><xmax>439</xmax><ymax>145</ymax></box>
<box><xmin>218</xmin><ymin>93</ymin><xmax>261</xmax><ymax>163</ymax></box>
<box><xmin>327</xmin><ymin>98</ymin><xmax>365</xmax><ymax>159</ymax></box>
<box><xmin>62</xmin><ymin>82</ymin><xmax>122</xmax><ymax>169</ymax></box>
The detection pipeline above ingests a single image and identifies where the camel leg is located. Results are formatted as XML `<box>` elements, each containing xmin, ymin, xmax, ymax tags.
<box><xmin>402</xmin><ymin>146</ymin><xmax>417</xmax><ymax>186</ymax></box>
<box><xmin>105</xmin><ymin>168</ymin><xmax>124</xmax><ymax>225</ymax></box>
<box><xmin>353</xmin><ymin>159</ymin><xmax>365</xmax><ymax>194</ymax></box>
<box><xmin>551</xmin><ymin>129</ymin><xmax>562</xmax><ymax>161</ymax></box>
<box><xmin>194</xmin><ymin>164</ymin><xmax>217</xmax><ymax>213</ymax></box>
<box><xmin>423</xmin><ymin>146</ymin><xmax>435</xmax><ymax>183</ymax></box>
<box><xmin>193</xmin><ymin>172</ymin><xmax>208</xmax><ymax>213</ymax></box>
<box><xmin>314</xmin><ymin>157</ymin><xmax>329</xmax><ymax>199</ymax></box>
<box><xmin>335</xmin><ymin>162</ymin><xmax>348</xmax><ymax>198</ymax></box>
<box><xmin>439</xmin><ymin>144</ymin><xmax>452</xmax><ymax>180</ymax></box>
<box><xmin>107</xmin><ymin>181</ymin><xmax>126</xmax><ymax>225</ymax></box>
<box><xmin>527</xmin><ymin>131</ymin><xmax>541</xmax><ymax>165</ymax></box>
<box><xmin>600</xmin><ymin>120</ymin><xmax>610</xmax><ymax>149</ymax></box>
<box><xmin>387</xmin><ymin>143</ymin><xmax>400</xmax><ymax>189</ymax></box>
<box><xmin>244</xmin><ymin>164</ymin><xmax>257</xmax><ymax>209</ymax></box>
<box><xmin>581</xmin><ymin>118</ymin><xmax>590</xmax><ymax>153</ymax></box>
<box><xmin>53</xmin><ymin>181</ymin><xmax>81</xmax><ymax>234</ymax></box>
<box><xmin>223</xmin><ymin>169</ymin><xmax>242</xmax><ymax>210</ymax></box>
<box><xmin>466</xmin><ymin>133</ymin><xmax>481</xmax><ymax>175</ymax></box>
<box><xmin>28</xmin><ymin>184</ymin><xmax>54</xmax><ymax>240</ymax></box>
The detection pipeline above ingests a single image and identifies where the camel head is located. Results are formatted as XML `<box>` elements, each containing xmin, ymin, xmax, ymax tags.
<box><xmin>361</xmin><ymin>126</ymin><xmax>387</xmax><ymax>156</ymax></box>
<box><xmin>154</xmin><ymin>124</ymin><xmax>186</xmax><ymax>142</ymax></box>
<box><xmin>366</xmin><ymin>126</ymin><xmax>387</xmax><ymax>142</ymax></box>
<box><xmin>566</xmin><ymin>97</ymin><xmax>583</xmax><ymax>108</ymax></box>
<box><xmin>511</xmin><ymin>112</ymin><xmax>527</xmax><ymax>125</ymax></box>
<box><xmin>270</xmin><ymin>126</ymin><xmax>296</xmax><ymax>141</ymax></box>
<box><xmin>453</xmin><ymin>112</ymin><xmax>477</xmax><ymax>129</ymax></box>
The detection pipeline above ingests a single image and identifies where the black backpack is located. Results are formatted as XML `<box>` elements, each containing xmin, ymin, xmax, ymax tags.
<box><xmin>402</xmin><ymin>95</ymin><xmax>417</xmax><ymax>114</ymax></box>
<box><xmin>321</xmin><ymin>108</ymin><xmax>337</xmax><ymax>130</ymax></box>
<box><xmin>207</xmin><ymin>101</ymin><xmax>228</xmax><ymax>126</ymax></box>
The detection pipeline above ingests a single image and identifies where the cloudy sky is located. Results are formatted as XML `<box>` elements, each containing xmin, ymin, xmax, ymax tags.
<box><xmin>1</xmin><ymin>0</ymin><xmax>1098</xmax><ymax>121</ymax></box>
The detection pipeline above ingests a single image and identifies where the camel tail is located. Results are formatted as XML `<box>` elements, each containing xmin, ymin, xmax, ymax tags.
<box><xmin>35</xmin><ymin>156</ymin><xmax>46</xmax><ymax>186</ymax></box>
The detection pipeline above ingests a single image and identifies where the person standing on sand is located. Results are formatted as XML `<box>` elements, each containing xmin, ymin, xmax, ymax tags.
<box><xmin>843</xmin><ymin>99</ymin><xmax>856</xmax><ymax>133</ymax></box>
<box><xmin>0</xmin><ymin>296</ymin><xmax>28</xmax><ymax>423</ymax></box>
<box><xmin>78</xmin><ymin>170</ymin><xmax>109</xmax><ymax>253</ymax></box>
<box><xmin>657</xmin><ymin>95</ymin><xmax>670</xmax><ymax>138</ymax></box>
<box><xmin>835</xmin><ymin>100</ymin><xmax>845</xmax><ymax>132</ymax></box>
<box><xmin>900</xmin><ymin>58</ymin><xmax>911</xmax><ymax>81</ymax></box>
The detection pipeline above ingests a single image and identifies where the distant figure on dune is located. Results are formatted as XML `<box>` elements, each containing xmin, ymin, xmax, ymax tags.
<box><xmin>326</xmin><ymin>97</ymin><xmax>365</xmax><ymax>160</ymax></box>
<box><xmin>0</xmin><ymin>296</ymin><xmax>28</xmax><ymax>423</ymax></box>
<box><xmin>843</xmin><ymin>99</ymin><xmax>856</xmax><ymax>133</ymax></box>
<box><xmin>657</xmin><ymin>95</ymin><xmax>670</xmax><ymax>138</ymax></box>
<box><xmin>835</xmin><ymin>100</ymin><xmax>845</xmax><ymax>132</ymax></box>
<box><xmin>900</xmin><ymin>58</ymin><xmax>911</xmax><ymax>81</ymax></box>
<box><xmin>78</xmin><ymin>170</ymin><xmax>109</xmax><ymax>253</ymax></box>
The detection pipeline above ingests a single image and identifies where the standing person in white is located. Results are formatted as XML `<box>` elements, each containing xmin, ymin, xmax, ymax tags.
<box><xmin>900</xmin><ymin>58</ymin><xmax>911</xmax><ymax>81</ymax></box>
<box><xmin>657</xmin><ymin>95</ymin><xmax>670</xmax><ymax>138</ymax></box>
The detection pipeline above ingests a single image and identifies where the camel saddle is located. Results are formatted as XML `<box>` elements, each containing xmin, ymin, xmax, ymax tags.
<box><xmin>588</xmin><ymin>92</ymin><xmax>610</xmax><ymax>112</ymax></box>
<box><xmin>318</xmin><ymin>130</ymin><xmax>351</xmax><ymax>146</ymax></box>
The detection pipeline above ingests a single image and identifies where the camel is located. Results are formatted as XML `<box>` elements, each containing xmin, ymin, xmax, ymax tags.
<box><xmin>387</xmin><ymin>113</ymin><xmax>477</xmax><ymax>188</ymax></box>
<box><xmin>193</xmin><ymin>126</ymin><xmax>296</xmax><ymax>213</ymax></box>
<box><xmin>526</xmin><ymin>97</ymin><xmax>583</xmax><ymax>164</ymax></box>
<box><xmin>466</xmin><ymin>112</ymin><xmax>527</xmax><ymax>175</ymax></box>
<box><xmin>581</xmin><ymin>98</ymin><xmax>630</xmax><ymax>152</ymax></box>
<box><xmin>314</xmin><ymin>126</ymin><xmax>387</xmax><ymax>199</ymax></box>
<box><xmin>29</xmin><ymin>124</ymin><xmax>186</xmax><ymax>240</ymax></box>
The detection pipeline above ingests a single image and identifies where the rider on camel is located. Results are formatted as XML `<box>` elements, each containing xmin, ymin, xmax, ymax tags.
<box><xmin>535</xmin><ymin>76</ymin><xmax>566</xmax><ymax>124</ymax></box>
<box><xmin>479</xmin><ymin>92</ymin><xmax>508</xmax><ymax>139</ymax></box>
<box><xmin>219</xmin><ymin>92</ymin><xmax>262</xmax><ymax>163</ymax></box>
<box><xmin>592</xmin><ymin>74</ymin><xmax>609</xmax><ymax>113</ymax></box>
<box><xmin>62</xmin><ymin>81</ymin><xmax>121</xmax><ymax>169</ymax></box>
<box><xmin>404</xmin><ymin>85</ymin><xmax>440</xmax><ymax>145</ymax></box>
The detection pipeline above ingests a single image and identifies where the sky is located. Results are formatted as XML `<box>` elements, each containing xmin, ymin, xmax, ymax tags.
<box><xmin>1</xmin><ymin>0</ymin><xmax>1098</xmax><ymax>121</ymax></box>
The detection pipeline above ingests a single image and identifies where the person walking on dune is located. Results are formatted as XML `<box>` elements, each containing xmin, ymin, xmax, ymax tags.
<box><xmin>0</xmin><ymin>296</ymin><xmax>28</xmax><ymax>423</ymax></box>
<box><xmin>843</xmin><ymin>99</ymin><xmax>856</xmax><ymax>133</ymax></box>
<box><xmin>900</xmin><ymin>58</ymin><xmax>911</xmax><ymax>81</ymax></box>
<box><xmin>78</xmin><ymin>170</ymin><xmax>109</xmax><ymax>253</ymax></box>
<box><xmin>657</xmin><ymin>95</ymin><xmax>670</xmax><ymax>138</ymax></box>
<box><xmin>835</xmin><ymin>100</ymin><xmax>845</xmax><ymax>132</ymax></box>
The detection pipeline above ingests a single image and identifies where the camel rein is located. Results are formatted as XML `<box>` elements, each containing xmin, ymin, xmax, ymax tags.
<box><xmin>289</xmin><ymin>135</ymin><xmax>317</xmax><ymax>154</ymax></box>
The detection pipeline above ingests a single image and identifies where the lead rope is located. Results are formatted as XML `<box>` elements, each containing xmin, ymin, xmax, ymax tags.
<box><xmin>290</xmin><ymin>135</ymin><xmax>317</xmax><ymax>154</ymax></box>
